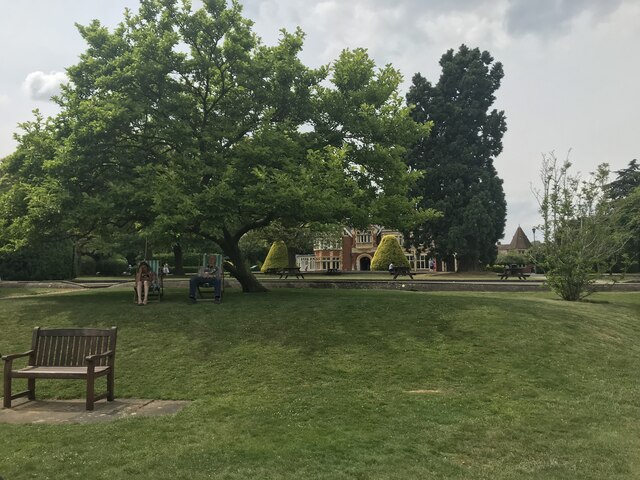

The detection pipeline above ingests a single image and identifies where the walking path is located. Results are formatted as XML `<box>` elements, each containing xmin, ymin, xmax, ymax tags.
<box><xmin>0</xmin><ymin>397</ymin><xmax>190</xmax><ymax>424</ymax></box>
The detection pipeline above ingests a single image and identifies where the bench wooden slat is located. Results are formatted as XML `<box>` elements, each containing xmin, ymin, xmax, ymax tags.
<box><xmin>36</xmin><ymin>328</ymin><xmax>116</xmax><ymax>337</ymax></box>
<box><xmin>12</xmin><ymin>366</ymin><xmax>110</xmax><ymax>379</ymax></box>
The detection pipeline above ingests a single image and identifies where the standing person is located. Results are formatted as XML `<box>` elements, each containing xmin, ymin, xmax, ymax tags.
<box><xmin>135</xmin><ymin>261</ymin><xmax>156</xmax><ymax>306</ymax></box>
<box><xmin>388</xmin><ymin>262</ymin><xmax>395</xmax><ymax>274</ymax></box>
<box><xmin>189</xmin><ymin>255</ymin><xmax>222</xmax><ymax>304</ymax></box>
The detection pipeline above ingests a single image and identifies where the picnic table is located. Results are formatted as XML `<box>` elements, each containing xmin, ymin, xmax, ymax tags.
<box><xmin>279</xmin><ymin>267</ymin><xmax>305</xmax><ymax>279</ymax></box>
<box><xmin>390</xmin><ymin>266</ymin><xmax>414</xmax><ymax>280</ymax></box>
<box><xmin>498</xmin><ymin>265</ymin><xmax>530</xmax><ymax>280</ymax></box>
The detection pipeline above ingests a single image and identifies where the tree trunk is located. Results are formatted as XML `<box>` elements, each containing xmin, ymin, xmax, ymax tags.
<box><xmin>457</xmin><ymin>254</ymin><xmax>481</xmax><ymax>272</ymax></box>
<box><xmin>287</xmin><ymin>249</ymin><xmax>297</xmax><ymax>268</ymax></box>
<box><xmin>220</xmin><ymin>236</ymin><xmax>268</xmax><ymax>293</ymax></box>
<box><xmin>172</xmin><ymin>243</ymin><xmax>184</xmax><ymax>275</ymax></box>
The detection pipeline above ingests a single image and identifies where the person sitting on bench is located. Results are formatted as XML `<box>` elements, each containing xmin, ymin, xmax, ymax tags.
<box><xmin>189</xmin><ymin>255</ymin><xmax>221</xmax><ymax>304</ymax></box>
<box><xmin>135</xmin><ymin>261</ymin><xmax>156</xmax><ymax>306</ymax></box>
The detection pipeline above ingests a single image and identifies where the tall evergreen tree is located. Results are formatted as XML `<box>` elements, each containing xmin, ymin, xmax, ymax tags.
<box><xmin>406</xmin><ymin>45</ymin><xmax>507</xmax><ymax>270</ymax></box>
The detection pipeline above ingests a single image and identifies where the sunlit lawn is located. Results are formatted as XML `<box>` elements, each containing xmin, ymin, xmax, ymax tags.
<box><xmin>1</xmin><ymin>287</ymin><xmax>640</xmax><ymax>479</ymax></box>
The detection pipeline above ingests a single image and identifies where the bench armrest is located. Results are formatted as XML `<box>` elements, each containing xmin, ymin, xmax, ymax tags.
<box><xmin>85</xmin><ymin>350</ymin><xmax>115</xmax><ymax>363</ymax></box>
<box><xmin>2</xmin><ymin>350</ymin><xmax>34</xmax><ymax>362</ymax></box>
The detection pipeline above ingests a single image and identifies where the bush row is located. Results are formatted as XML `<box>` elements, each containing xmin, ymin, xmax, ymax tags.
<box><xmin>0</xmin><ymin>240</ymin><xmax>74</xmax><ymax>281</ymax></box>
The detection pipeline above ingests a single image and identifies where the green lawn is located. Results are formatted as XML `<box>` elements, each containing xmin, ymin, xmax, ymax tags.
<box><xmin>1</xmin><ymin>287</ymin><xmax>640</xmax><ymax>479</ymax></box>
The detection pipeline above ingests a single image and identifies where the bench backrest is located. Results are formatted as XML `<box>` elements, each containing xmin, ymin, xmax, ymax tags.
<box><xmin>29</xmin><ymin>327</ymin><xmax>117</xmax><ymax>367</ymax></box>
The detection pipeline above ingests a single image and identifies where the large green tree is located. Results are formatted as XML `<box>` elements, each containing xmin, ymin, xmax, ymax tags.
<box><xmin>607</xmin><ymin>160</ymin><xmax>640</xmax><ymax>272</ymax></box>
<box><xmin>406</xmin><ymin>45</ymin><xmax>507</xmax><ymax>271</ymax></box>
<box><xmin>606</xmin><ymin>159</ymin><xmax>640</xmax><ymax>201</ymax></box>
<box><xmin>2</xmin><ymin>0</ymin><xmax>430</xmax><ymax>291</ymax></box>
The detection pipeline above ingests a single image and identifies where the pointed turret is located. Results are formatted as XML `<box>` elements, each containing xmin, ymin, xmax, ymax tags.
<box><xmin>509</xmin><ymin>226</ymin><xmax>532</xmax><ymax>251</ymax></box>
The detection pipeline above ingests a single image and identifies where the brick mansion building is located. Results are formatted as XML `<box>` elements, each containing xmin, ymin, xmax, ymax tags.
<box><xmin>296</xmin><ymin>226</ymin><xmax>533</xmax><ymax>272</ymax></box>
<box><xmin>296</xmin><ymin>226</ymin><xmax>436</xmax><ymax>272</ymax></box>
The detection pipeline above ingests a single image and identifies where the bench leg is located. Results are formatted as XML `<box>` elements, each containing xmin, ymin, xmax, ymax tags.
<box><xmin>107</xmin><ymin>369</ymin><xmax>115</xmax><ymax>402</ymax></box>
<box><xmin>27</xmin><ymin>377</ymin><xmax>36</xmax><ymax>400</ymax></box>
<box><xmin>3</xmin><ymin>371</ymin><xmax>11</xmax><ymax>408</ymax></box>
<box><xmin>86</xmin><ymin>373</ymin><xmax>95</xmax><ymax>411</ymax></box>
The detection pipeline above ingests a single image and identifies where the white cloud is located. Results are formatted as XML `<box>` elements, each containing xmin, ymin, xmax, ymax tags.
<box><xmin>504</xmin><ymin>0</ymin><xmax>627</xmax><ymax>37</ymax></box>
<box><xmin>417</xmin><ymin>10</ymin><xmax>510</xmax><ymax>50</ymax></box>
<box><xmin>0</xmin><ymin>93</ymin><xmax>9</xmax><ymax>107</ymax></box>
<box><xmin>22</xmin><ymin>71</ymin><xmax>67</xmax><ymax>101</ymax></box>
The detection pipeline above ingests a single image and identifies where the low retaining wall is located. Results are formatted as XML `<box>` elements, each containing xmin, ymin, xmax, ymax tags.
<box><xmin>2</xmin><ymin>279</ymin><xmax>639</xmax><ymax>293</ymax></box>
<box><xmin>222</xmin><ymin>279</ymin><xmax>640</xmax><ymax>293</ymax></box>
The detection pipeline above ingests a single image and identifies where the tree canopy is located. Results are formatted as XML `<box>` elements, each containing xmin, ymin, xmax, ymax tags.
<box><xmin>0</xmin><ymin>0</ymin><xmax>432</xmax><ymax>290</ymax></box>
<box><xmin>533</xmin><ymin>152</ymin><xmax>624</xmax><ymax>300</ymax></box>
<box><xmin>406</xmin><ymin>44</ymin><xmax>507</xmax><ymax>270</ymax></box>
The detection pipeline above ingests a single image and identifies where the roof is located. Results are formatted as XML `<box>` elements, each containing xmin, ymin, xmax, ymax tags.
<box><xmin>508</xmin><ymin>226</ymin><xmax>532</xmax><ymax>250</ymax></box>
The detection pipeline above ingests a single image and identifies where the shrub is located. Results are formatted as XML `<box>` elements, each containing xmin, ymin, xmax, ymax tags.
<box><xmin>495</xmin><ymin>252</ymin><xmax>528</xmax><ymax>266</ymax></box>
<box><xmin>0</xmin><ymin>240</ymin><xmax>74</xmax><ymax>280</ymax></box>
<box><xmin>487</xmin><ymin>264</ymin><xmax>506</xmax><ymax>274</ymax></box>
<box><xmin>371</xmin><ymin>235</ymin><xmax>409</xmax><ymax>270</ymax></box>
<box><xmin>261</xmin><ymin>241</ymin><xmax>289</xmax><ymax>272</ymax></box>
<box><xmin>79</xmin><ymin>256</ymin><xmax>97</xmax><ymax>275</ymax></box>
<box><xmin>96</xmin><ymin>256</ymin><xmax>128</xmax><ymax>276</ymax></box>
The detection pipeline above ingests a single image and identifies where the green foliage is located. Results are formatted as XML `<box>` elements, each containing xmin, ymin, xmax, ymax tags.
<box><xmin>487</xmin><ymin>264</ymin><xmax>507</xmax><ymax>273</ymax></box>
<box><xmin>238</xmin><ymin>231</ymin><xmax>271</xmax><ymax>268</ymax></box>
<box><xmin>607</xmin><ymin>162</ymin><xmax>640</xmax><ymax>273</ymax></box>
<box><xmin>371</xmin><ymin>235</ymin><xmax>410</xmax><ymax>270</ymax></box>
<box><xmin>0</xmin><ymin>0</ymin><xmax>431</xmax><ymax>293</ymax></box>
<box><xmin>95</xmin><ymin>256</ymin><xmax>128</xmax><ymax>276</ymax></box>
<box><xmin>614</xmin><ymin>187</ymin><xmax>640</xmax><ymax>272</ymax></box>
<box><xmin>534</xmin><ymin>152</ymin><xmax>622</xmax><ymax>301</ymax></box>
<box><xmin>79</xmin><ymin>255</ymin><xmax>97</xmax><ymax>276</ymax></box>
<box><xmin>0</xmin><ymin>239</ymin><xmax>74</xmax><ymax>280</ymax></box>
<box><xmin>606</xmin><ymin>159</ymin><xmax>640</xmax><ymax>201</ymax></box>
<box><xmin>495</xmin><ymin>252</ymin><xmax>528</xmax><ymax>266</ymax></box>
<box><xmin>153</xmin><ymin>252</ymin><xmax>201</xmax><ymax>268</ymax></box>
<box><xmin>261</xmin><ymin>241</ymin><xmax>289</xmax><ymax>271</ymax></box>
<box><xmin>407</xmin><ymin>44</ymin><xmax>507</xmax><ymax>270</ymax></box>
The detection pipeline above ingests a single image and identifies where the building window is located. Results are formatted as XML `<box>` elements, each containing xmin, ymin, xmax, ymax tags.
<box><xmin>320</xmin><ymin>257</ymin><xmax>341</xmax><ymax>270</ymax></box>
<box><xmin>356</xmin><ymin>231</ymin><xmax>372</xmax><ymax>244</ymax></box>
<box><xmin>314</xmin><ymin>238</ymin><xmax>341</xmax><ymax>250</ymax></box>
<box><xmin>406</xmin><ymin>254</ymin><xmax>414</xmax><ymax>268</ymax></box>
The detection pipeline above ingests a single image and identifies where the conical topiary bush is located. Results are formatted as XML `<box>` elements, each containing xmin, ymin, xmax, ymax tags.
<box><xmin>371</xmin><ymin>235</ymin><xmax>409</xmax><ymax>270</ymax></box>
<box><xmin>261</xmin><ymin>241</ymin><xmax>289</xmax><ymax>272</ymax></box>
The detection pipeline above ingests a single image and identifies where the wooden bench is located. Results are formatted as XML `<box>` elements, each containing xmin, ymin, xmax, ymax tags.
<box><xmin>2</xmin><ymin>327</ymin><xmax>117</xmax><ymax>411</ymax></box>
<box><xmin>390</xmin><ymin>266</ymin><xmax>414</xmax><ymax>279</ymax></box>
<box><xmin>279</xmin><ymin>267</ymin><xmax>304</xmax><ymax>279</ymax></box>
<box><xmin>498</xmin><ymin>266</ymin><xmax>530</xmax><ymax>280</ymax></box>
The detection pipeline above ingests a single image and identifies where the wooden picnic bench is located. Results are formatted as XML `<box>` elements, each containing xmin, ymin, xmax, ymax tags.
<box><xmin>279</xmin><ymin>267</ymin><xmax>304</xmax><ymax>279</ymax></box>
<box><xmin>498</xmin><ymin>266</ymin><xmax>530</xmax><ymax>280</ymax></box>
<box><xmin>2</xmin><ymin>327</ymin><xmax>117</xmax><ymax>411</ymax></box>
<box><xmin>390</xmin><ymin>266</ymin><xmax>414</xmax><ymax>279</ymax></box>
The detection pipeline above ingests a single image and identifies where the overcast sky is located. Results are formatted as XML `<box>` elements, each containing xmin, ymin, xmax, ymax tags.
<box><xmin>1</xmin><ymin>0</ymin><xmax>638</xmax><ymax>243</ymax></box>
